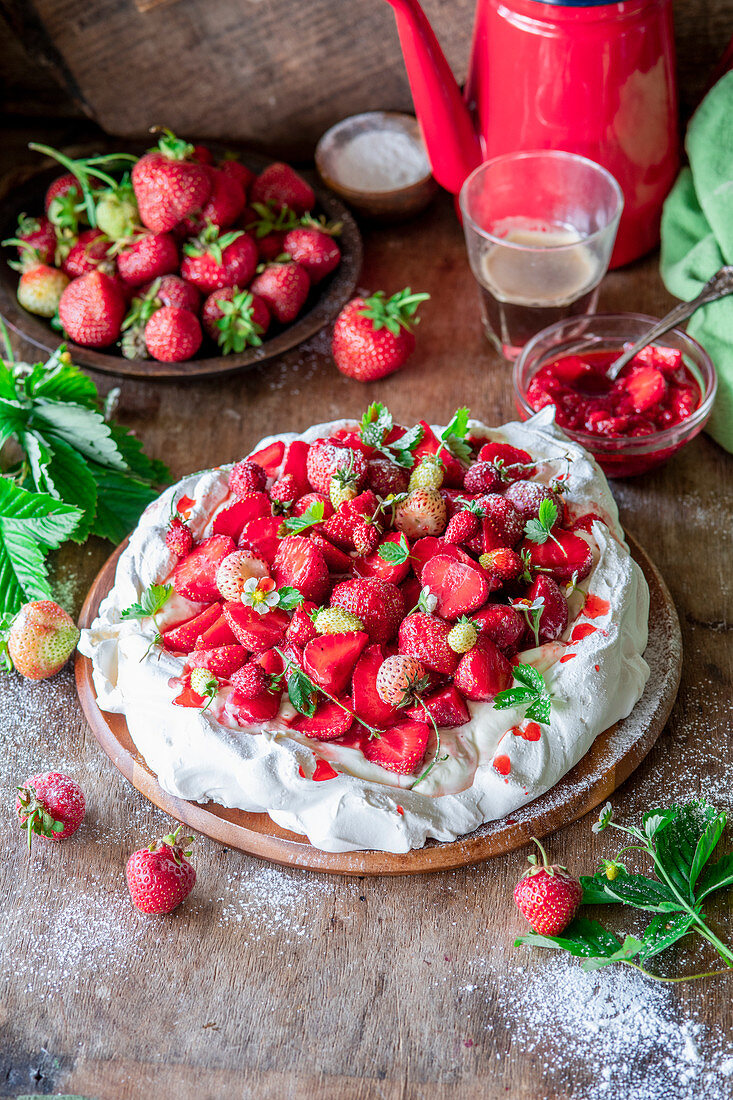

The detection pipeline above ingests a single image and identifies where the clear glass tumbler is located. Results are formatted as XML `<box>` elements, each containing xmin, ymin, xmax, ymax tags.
<box><xmin>459</xmin><ymin>151</ymin><xmax>624</xmax><ymax>360</ymax></box>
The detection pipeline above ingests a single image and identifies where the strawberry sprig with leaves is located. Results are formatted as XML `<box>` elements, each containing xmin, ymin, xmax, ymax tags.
<box><xmin>410</xmin><ymin>702</ymin><xmax>449</xmax><ymax>790</ymax></box>
<box><xmin>517</xmin><ymin>800</ymin><xmax>733</xmax><ymax>981</ymax></box>
<box><xmin>121</xmin><ymin>583</ymin><xmax>172</xmax><ymax>653</ymax></box>
<box><xmin>524</xmin><ymin>498</ymin><xmax>563</xmax><ymax>550</ymax></box>
<box><xmin>273</xmin><ymin>648</ymin><xmax>380</xmax><ymax>735</ymax></box>
<box><xmin>29</xmin><ymin>142</ymin><xmax>137</xmax><ymax>228</ymax></box>
<box><xmin>493</xmin><ymin>663</ymin><xmax>552</xmax><ymax>724</ymax></box>
<box><xmin>279</xmin><ymin>500</ymin><xmax>325</xmax><ymax>536</ymax></box>
<box><xmin>436</xmin><ymin>407</ymin><xmax>473</xmax><ymax>464</ymax></box>
<box><xmin>359</xmin><ymin>402</ymin><xmax>423</xmax><ymax>468</ymax></box>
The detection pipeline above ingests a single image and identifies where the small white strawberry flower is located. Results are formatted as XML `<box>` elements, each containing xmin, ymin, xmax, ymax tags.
<box><xmin>419</xmin><ymin>586</ymin><xmax>438</xmax><ymax>614</ymax></box>
<box><xmin>241</xmin><ymin>576</ymin><xmax>280</xmax><ymax>615</ymax></box>
<box><xmin>592</xmin><ymin>801</ymin><xmax>613</xmax><ymax>834</ymax></box>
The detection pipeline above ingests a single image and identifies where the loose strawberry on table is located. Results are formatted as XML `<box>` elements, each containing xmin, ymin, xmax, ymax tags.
<box><xmin>16</xmin><ymin>772</ymin><xmax>86</xmax><ymax>852</ymax></box>
<box><xmin>332</xmin><ymin>288</ymin><xmax>429</xmax><ymax>382</ymax></box>
<box><xmin>126</xmin><ymin>825</ymin><xmax>197</xmax><ymax>915</ymax></box>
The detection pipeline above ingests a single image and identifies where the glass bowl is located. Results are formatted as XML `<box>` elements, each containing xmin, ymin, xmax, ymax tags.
<box><xmin>513</xmin><ymin>313</ymin><xmax>718</xmax><ymax>477</ymax></box>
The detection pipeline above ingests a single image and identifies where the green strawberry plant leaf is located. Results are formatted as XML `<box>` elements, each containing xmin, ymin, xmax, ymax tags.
<box><xmin>120</xmin><ymin>583</ymin><xmax>172</xmax><ymax>620</ymax></box>
<box><xmin>524</xmin><ymin>498</ymin><xmax>559</xmax><ymax>545</ymax></box>
<box><xmin>279</xmin><ymin>500</ymin><xmax>325</xmax><ymax>535</ymax></box>
<box><xmin>359</xmin><ymin>403</ymin><xmax>423</xmax><ymax>468</ymax></box>
<box><xmin>378</xmin><ymin>533</ymin><xmax>411</xmax><ymax>564</ymax></box>
<box><xmin>438</xmin><ymin>407</ymin><xmax>472</xmax><ymax>464</ymax></box>
<box><xmin>493</xmin><ymin>663</ymin><xmax>552</xmax><ymax>725</ymax></box>
<box><xmin>276</xmin><ymin>586</ymin><xmax>304</xmax><ymax>611</ymax></box>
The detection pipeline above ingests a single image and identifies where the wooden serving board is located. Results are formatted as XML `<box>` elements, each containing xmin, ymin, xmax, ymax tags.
<box><xmin>75</xmin><ymin>534</ymin><xmax>681</xmax><ymax>875</ymax></box>
<box><xmin>0</xmin><ymin>146</ymin><xmax>362</xmax><ymax>380</ymax></box>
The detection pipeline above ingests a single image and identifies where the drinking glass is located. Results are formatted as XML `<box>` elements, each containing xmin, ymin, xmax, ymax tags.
<box><xmin>459</xmin><ymin>151</ymin><xmax>624</xmax><ymax>360</ymax></box>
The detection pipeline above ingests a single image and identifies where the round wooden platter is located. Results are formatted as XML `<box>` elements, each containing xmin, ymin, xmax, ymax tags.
<box><xmin>75</xmin><ymin>533</ymin><xmax>681</xmax><ymax>876</ymax></box>
<box><xmin>0</xmin><ymin>144</ymin><xmax>362</xmax><ymax>380</ymax></box>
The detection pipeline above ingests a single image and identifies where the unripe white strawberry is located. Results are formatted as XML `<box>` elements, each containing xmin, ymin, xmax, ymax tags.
<box><xmin>313</xmin><ymin>608</ymin><xmax>365</xmax><ymax>634</ymax></box>
<box><xmin>215</xmin><ymin>549</ymin><xmax>270</xmax><ymax>601</ymax></box>
<box><xmin>7</xmin><ymin>601</ymin><xmax>79</xmax><ymax>680</ymax></box>
<box><xmin>376</xmin><ymin>654</ymin><xmax>426</xmax><ymax>707</ymax></box>
<box><xmin>447</xmin><ymin>617</ymin><xmax>478</xmax><ymax>654</ymax></box>
<box><xmin>409</xmin><ymin>455</ymin><xmax>444</xmax><ymax>491</ymax></box>
<box><xmin>17</xmin><ymin>264</ymin><xmax>69</xmax><ymax>318</ymax></box>
<box><xmin>394</xmin><ymin>488</ymin><xmax>447</xmax><ymax>539</ymax></box>
<box><xmin>190</xmin><ymin>667</ymin><xmax>217</xmax><ymax>696</ymax></box>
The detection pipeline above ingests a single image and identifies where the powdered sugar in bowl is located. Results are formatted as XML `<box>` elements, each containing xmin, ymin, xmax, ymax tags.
<box><xmin>316</xmin><ymin>111</ymin><xmax>436</xmax><ymax>220</ymax></box>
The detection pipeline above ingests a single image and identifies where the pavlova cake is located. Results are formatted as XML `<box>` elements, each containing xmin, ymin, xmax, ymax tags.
<box><xmin>79</xmin><ymin>405</ymin><xmax>650</xmax><ymax>853</ymax></box>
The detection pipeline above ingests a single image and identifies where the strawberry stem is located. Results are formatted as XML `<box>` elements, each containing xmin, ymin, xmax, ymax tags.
<box><xmin>29</xmin><ymin>143</ymin><xmax>136</xmax><ymax>227</ymax></box>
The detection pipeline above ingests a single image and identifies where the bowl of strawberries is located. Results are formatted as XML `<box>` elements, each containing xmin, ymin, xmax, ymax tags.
<box><xmin>0</xmin><ymin>131</ymin><xmax>362</xmax><ymax>379</ymax></box>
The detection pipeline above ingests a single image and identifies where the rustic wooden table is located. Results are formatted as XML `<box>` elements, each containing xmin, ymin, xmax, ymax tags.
<box><xmin>1</xmin><ymin>164</ymin><xmax>732</xmax><ymax>1100</ymax></box>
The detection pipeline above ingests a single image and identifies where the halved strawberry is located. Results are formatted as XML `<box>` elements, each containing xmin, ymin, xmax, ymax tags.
<box><xmin>421</xmin><ymin>554</ymin><xmax>490</xmax><ymax>620</ymax></box>
<box><xmin>405</xmin><ymin>684</ymin><xmax>469</xmax><ymax>728</ymax></box>
<box><xmin>231</xmin><ymin>689</ymin><xmax>282</xmax><ymax>724</ymax></box>
<box><xmin>247</xmin><ymin>439</ymin><xmax>285</xmax><ymax>476</ymax></box>
<box><xmin>412</xmin><ymin>421</ymin><xmax>465</xmax><ymax>488</ymax></box>
<box><xmin>188</xmin><ymin>645</ymin><xmax>248</xmax><ymax>678</ymax></box>
<box><xmin>569</xmin><ymin>512</ymin><xmax>608</xmax><ymax>534</ymax></box>
<box><xmin>454</xmin><ymin>637</ymin><xmax>513</xmax><ymax>700</ymax></box>
<box><xmin>476</xmin><ymin>442</ymin><xmax>535</xmax><ymax>479</ymax></box>
<box><xmin>520</xmin><ymin>530</ymin><xmax>593</xmax><ymax>582</ymax></box>
<box><xmin>353</xmin><ymin>532</ymin><xmax>411</xmax><ymax>585</ymax></box>
<box><xmin>351</xmin><ymin>644</ymin><xmax>401</xmax><ymax>727</ymax></box>
<box><xmin>212</xmin><ymin>493</ymin><xmax>271</xmax><ymax>539</ymax></box>
<box><xmin>302</xmin><ymin>631</ymin><xmax>369</xmax><ymax>695</ymax></box>
<box><xmin>238</xmin><ymin>515</ymin><xmax>283</xmax><ymax>563</ymax></box>
<box><xmin>173</xmin><ymin>681</ymin><xmax>206</xmax><ymax>708</ymax></box>
<box><xmin>162</xmin><ymin>601</ymin><xmax>222</xmax><ymax>653</ymax></box>
<box><xmin>299</xmin><ymin>758</ymin><xmax>339</xmax><ymax>781</ymax></box>
<box><xmin>362</xmin><ymin>718</ymin><xmax>430</xmax><ymax>775</ymax></box>
<box><xmin>526</xmin><ymin>575</ymin><xmax>568</xmax><ymax>643</ymax></box>
<box><xmin>223</xmin><ymin>602</ymin><xmax>289</xmax><ymax>651</ymax></box>
<box><xmin>253</xmin><ymin>647</ymin><xmax>285</xmax><ymax>675</ymax></box>
<box><xmin>310</xmin><ymin>532</ymin><xmax>352</xmax><ymax>573</ymax></box>
<box><xmin>279</xmin><ymin>440</ymin><xmax>311</xmax><ymax>496</ymax></box>
<box><xmin>196</xmin><ymin>612</ymin><xmax>238</xmax><ymax>649</ymax></box>
<box><xmin>398</xmin><ymin>612</ymin><xmax>458</xmax><ymax>675</ymax></box>
<box><xmin>410</xmin><ymin>537</ymin><xmax>474</xmax><ymax>579</ymax></box>
<box><xmin>473</xmin><ymin>604</ymin><xmax>525</xmax><ymax>655</ymax></box>
<box><xmin>292</xmin><ymin>698</ymin><xmax>353</xmax><ymax>740</ymax></box>
<box><xmin>172</xmin><ymin>535</ymin><xmax>235</xmax><ymax>602</ymax></box>
<box><xmin>274</xmin><ymin>535</ymin><xmax>330</xmax><ymax>603</ymax></box>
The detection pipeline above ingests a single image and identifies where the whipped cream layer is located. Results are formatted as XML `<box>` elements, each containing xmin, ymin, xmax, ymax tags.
<box><xmin>79</xmin><ymin>409</ymin><xmax>650</xmax><ymax>853</ymax></box>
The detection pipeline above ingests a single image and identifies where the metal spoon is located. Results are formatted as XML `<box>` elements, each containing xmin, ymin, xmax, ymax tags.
<box><xmin>606</xmin><ymin>265</ymin><xmax>733</xmax><ymax>380</ymax></box>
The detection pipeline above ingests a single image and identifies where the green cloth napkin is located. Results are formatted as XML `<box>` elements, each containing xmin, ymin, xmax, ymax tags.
<box><xmin>660</xmin><ymin>71</ymin><xmax>733</xmax><ymax>452</ymax></box>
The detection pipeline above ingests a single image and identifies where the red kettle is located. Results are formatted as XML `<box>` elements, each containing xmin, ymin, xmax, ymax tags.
<box><xmin>383</xmin><ymin>0</ymin><xmax>679</xmax><ymax>266</ymax></box>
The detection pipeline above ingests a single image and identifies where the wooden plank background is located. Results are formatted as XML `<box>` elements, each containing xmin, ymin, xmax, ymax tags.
<box><xmin>1</xmin><ymin>0</ymin><xmax>732</xmax><ymax>157</ymax></box>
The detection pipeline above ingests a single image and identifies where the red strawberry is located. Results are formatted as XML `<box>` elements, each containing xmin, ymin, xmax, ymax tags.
<box><xmin>286</xmin><ymin>602</ymin><xmax>319</xmax><ymax>648</ymax></box>
<box><xmin>162</xmin><ymin>603</ymin><xmax>223</xmax><ymax>653</ymax></box>
<box><xmin>570</xmin><ymin>512</ymin><xmax>608</xmax><ymax>534</ymax></box>
<box><xmin>16</xmin><ymin>264</ymin><xmax>69</xmax><ymax>318</ymax></box>
<box><xmin>464</xmin><ymin>461</ymin><xmax>502</xmax><ymax>494</ymax></box>
<box><xmin>352</xmin><ymin>521</ymin><xmax>380</xmax><ymax>556</ymax></box>
<box><xmin>189</xmin><ymin>644</ymin><xmax>248</xmax><ymax>679</ymax></box>
<box><xmin>231</xmin><ymin>688</ymin><xmax>282</xmax><ymax>725</ymax></box>
<box><xmin>62</xmin><ymin>229</ymin><xmax>115</xmax><ymax>278</ymax></box>
<box><xmin>454</xmin><ymin>637</ymin><xmax>513</xmax><ymax>700</ymax></box>
<box><xmin>411</xmin><ymin>422</ymin><xmax>466</xmax><ymax>489</ymax></box>
<box><xmin>624</xmin><ymin>363</ymin><xmax>667</xmax><ymax>414</ymax></box>
<box><xmin>230</xmin><ymin>661</ymin><xmax>268</xmax><ymax>699</ymax></box>
<box><xmin>247</xmin><ymin>439</ymin><xmax>286</xmax><ymax>475</ymax></box>
<box><xmin>477</xmin><ymin>442</ymin><xmax>535</xmax><ymax>481</ymax></box>
<box><xmin>513</xmin><ymin>840</ymin><xmax>582</xmax><ymax>935</ymax></box>
<box><xmin>292</xmin><ymin>698</ymin><xmax>354</xmax><ymax>740</ymax></box>
<box><xmin>504</xmin><ymin>481</ymin><xmax>565</xmax><ymax>524</ymax></box>
<box><xmin>116</xmin><ymin>232</ymin><xmax>178</xmax><ymax>287</ymax></box>
<box><xmin>181</xmin><ymin>227</ymin><xmax>258</xmax><ymax>293</ymax></box>
<box><xmin>398</xmin><ymin>612</ymin><xmax>458</xmax><ymax>675</ymax></box>
<box><xmin>213</xmin><ymin>493</ymin><xmax>270</xmax><ymax>540</ymax></box>
<box><xmin>444</xmin><ymin>509</ymin><xmax>481</xmax><ymax>545</ymax></box>
<box><xmin>306</xmin><ymin>442</ymin><xmax>367</xmax><ymax>495</ymax></box>
<box><xmin>58</xmin><ymin>271</ymin><xmax>126</xmax><ymax>347</ymax></box>
<box><xmin>45</xmin><ymin>172</ymin><xmax>80</xmax><ymax>214</ymax></box>
<box><xmin>302</xmin><ymin>631</ymin><xmax>369</xmax><ymax>694</ymax></box>
<box><xmin>126</xmin><ymin>825</ymin><xmax>196</xmax><ymax>915</ymax></box>
<box><xmin>229</xmin><ymin>460</ymin><xmax>267</xmax><ymax>496</ymax></box>
<box><xmin>182</xmin><ymin>166</ymin><xmax>245</xmax><ymax>233</ymax></box>
<box><xmin>238</xmin><ymin>515</ymin><xmax>283</xmax><ymax>563</ymax></box>
<box><xmin>310</xmin><ymin>532</ymin><xmax>351</xmax><ymax>573</ymax></box>
<box><xmin>293</xmin><ymin>492</ymin><xmax>333</xmax><ymax>519</ymax></box>
<box><xmin>141</xmin><ymin>273</ymin><xmax>201</xmax><ymax>313</ymax></box>
<box><xmin>202</xmin><ymin>288</ymin><xmax>270</xmax><ymax>351</ymax></box>
<box><xmin>366</xmin><ymin>457</ymin><xmax>410</xmax><ymax>497</ymax></box>
<box><xmin>421</xmin><ymin>554</ymin><xmax>490</xmax><ymax>620</ymax></box>
<box><xmin>145</xmin><ymin>306</ymin><xmax>202</xmax><ymax>362</ymax></box>
<box><xmin>223</xmin><ymin>601</ymin><xmax>289</xmax><ymax>651</ymax></box>
<box><xmin>362</xmin><ymin>718</ymin><xmax>429</xmax><ymax>775</ymax></box>
<box><xmin>16</xmin><ymin>772</ymin><xmax>85</xmax><ymax>849</ymax></box>
<box><xmin>330</xmin><ymin>578</ymin><xmax>404</xmax><ymax>644</ymax></box>
<box><xmin>270</xmin><ymin>473</ymin><xmax>299</xmax><ymax>505</ymax></box>
<box><xmin>250</xmin><ymin>260</ymin><xmax>310</xmax><ymax>323</ymax></box>
<box><xmin>218</xmin><ymin>158</ymin><xmax>256</xmax><ymax>194</ymax></box>
<box><xmin>8</xmin><ymin>213</ymin><xmax>57</xmax><ymax>266</ymax></box>
<box><xmin>132</xmin><ymin>130</ymin><xmax>212</xmax><ymax>233</ymax></box>
<box><xmin>191</xmin><ymin>144</ymin><xmax>214</xmax><ymax>165</ymax></box>
<box><xmin>351</xmin><ymin>644</ymin><xmax>401</xmax><ymax>727</ymax></box>
<box><xmin>520</xmin><ymin>530</ymin><xmax>593</xmax><ymax>583</ymax></box>
<box><xmin>332</xmin><ymin>289</ymin><xmax>429</xmax><ymax>381</ymax></box>
<box><xmin>274</xmin><ymin>536</ymin><xmax>330</xmax><ymax>603</ymax></box>
<box><xmin>479</xmin><ymin>495</ymin><xmax>525</xmax><ymax>550</ymax></box>
<box><xmin>278</xmin><ymin>440</ymin><xmax>312</xmax><ymax>497</ymax></box>
<box><xmin>172</xmin><ymin>534</ymin><xmax>235</xmax><ymax>602</ymax></box>
<box><xmin>165</xmin><ymin>516</ymin><xmax>194</xmax><ymax>557</ymax></box>
<box><xmin>197</xmin><ymin>613</ymin><xmax>238</xmax><ymax>649</ymax></box>
<box><xmin>525</xmin><ymin>574</ymin><xmax>569</xmax><ymax>643</ymax></box>
<box><xmin>473</xmin><ymin>604</ymin><xmax>525</xmax><ymax>656</ymax></box>
<box><xmin>405</xmin><ymin>684</ymin><xmax>469</xmax><ymax>728</ymax></box>
<box><xmin>479</xmin><ymin>548</ymin><xmax>523</xmax><ymax>583</ymax></box>
<box><xmin>250</xmin><ymin>162</ymin><xmax>315</xmax><ymax>215</ymax></box>
<box><xmin>410</xmin><ymin>537</ymin><xmax>473</xmax><ymax>579</ymax></box>
<box><xmin>353</xmin><ymin>532</ymin><xmax>411</xmax><ymax>585</ymax></box>
<box><xmin>281</xmin><ymin>226</ymin><xmax>341</xmax><ymax>283</ymax></box>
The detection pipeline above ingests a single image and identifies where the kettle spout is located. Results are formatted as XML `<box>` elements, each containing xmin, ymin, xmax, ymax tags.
<box><xmin>384</xmin><ymin>0</ymin><xmax>483</xmax><ymax>194</ymax></box>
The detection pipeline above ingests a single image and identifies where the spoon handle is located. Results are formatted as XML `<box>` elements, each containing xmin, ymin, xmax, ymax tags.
<box><xmin>606</xmin><ymin>265</ymin><xmax>733</xmax><ymax>380</ymax></box>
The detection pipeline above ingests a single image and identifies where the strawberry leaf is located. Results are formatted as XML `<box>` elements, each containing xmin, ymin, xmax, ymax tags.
<box><xmin>280</xmin><ymin>501</ymin><xmax>325</xmax><ymax>535</ymax></box>
<box><xmin>287</xmin><ymin>667</ymin><xmax>317</xmax><ymax>717</ymax></box>
<box><xmin>276</xmin><ymin>586</ymin><xmax>304</xmax><ymax>611</ymax></box>
<box><xmin>516</xmin><ymin>917</ymin><xmax>624</xmax><ymax>959</ymax></box>
<box><xmin>439</xmin><ymin>407</ymin><xmax>472</xmax><ymax>464</ymax></box>
<box><xmin>378</xmin><ymin>534</ymin><xmax>411</xmax><ymax>564</ymax></box>
<box><xmin>121</xmin><ymin>583</ymin><xmax>172</xmax><ymax>620</ymax></box>
<box><xmin>524</xmin><ymin>498</ymin><xmax>559</xmax><ymax>544</ymax></box>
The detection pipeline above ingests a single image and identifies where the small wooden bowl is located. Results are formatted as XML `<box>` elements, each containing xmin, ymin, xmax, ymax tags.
<box><xmin>316</xmin><ymin>111</ymin><xmax>437</xmax><ymax>222</ymax></box>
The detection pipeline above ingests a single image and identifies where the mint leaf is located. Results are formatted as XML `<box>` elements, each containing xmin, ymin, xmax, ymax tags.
<box><xmin>121</xmin><ymin>583</ymin><xmax>172</xmax><ymax>620</ymax></box>
<box><xmin>280</xmin><ymin>500</ymin><xmax>324</xmax><ymax>535</ymax></box>
<box><xmin>492</xmin><ymin>686</ymin><xmax>536</xmax><ymax>710</ymax></box>
<box><xmin>493</xmin><ymin>663</ymin><xmax>552</xmax><ymax>724</ymax></box>
<box><xmin>512</xmin><ymin>663</ymin><xmax>544</xmax><ymax>693</ymax></box>
<box><xmin>525</xmin><ymin>695</ymin><xmax>551</xmax><ymax>724</ymax></box>
<box><xmin>0</xmin><ymin>478</ymin><xmax>82</xmax><ymax>616</ymax></box>
<box><xmin>287</xmin><ymin>668</ymin><xmax>317</xmax><ymax>717</ymax></box>
<box><xmin>378</xmin><ymin>534</ymin><xmax>410</xmax><ymax>564</ymax></box>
